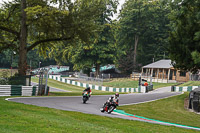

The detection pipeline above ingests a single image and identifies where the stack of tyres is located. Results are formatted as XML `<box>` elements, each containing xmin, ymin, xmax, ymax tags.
<box><xmin>189</xmin><ymin>87</ymin><xmax>200</xmax><ymax>112</ymax></box>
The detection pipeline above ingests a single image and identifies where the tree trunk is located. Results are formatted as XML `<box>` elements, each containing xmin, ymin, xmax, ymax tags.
<box><xmin>95</xmin><ymin>63</ymin><xmax>100</xmax><ymax>78</ymax></box>
<box><xmin>133</xmin><ymin>35</ymin><xmax>139</xmax><ymax>71</ymax></box>
<box><xmin>18</xmin><ymin>0</ymin><xmax>27</xmax><ymax>76</ymax></box>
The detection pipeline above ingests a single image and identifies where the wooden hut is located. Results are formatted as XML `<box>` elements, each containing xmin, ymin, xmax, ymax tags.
<box><xmin>141</xmin><ymin>59</ymin><xmax>190</xmax><ymax>83</ymax></box>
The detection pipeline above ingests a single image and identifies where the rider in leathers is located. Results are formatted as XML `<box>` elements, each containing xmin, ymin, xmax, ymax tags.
<box><xmin>82</xmin><ymin>87</ymin><xmax>92</xmax><ymax>97</ymax></box>
<box><xmin>104</xmin><ymin>93</ymin><xmax>119</xmax><ymax>107</ymax></box>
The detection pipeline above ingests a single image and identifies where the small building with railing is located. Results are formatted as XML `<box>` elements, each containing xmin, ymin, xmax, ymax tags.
<box><xmin>140</xmin><ymin>59</ymin><xmax>190</xmax><ymax>83</ymax></box>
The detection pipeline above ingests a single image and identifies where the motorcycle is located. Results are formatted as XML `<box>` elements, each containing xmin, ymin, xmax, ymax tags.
<box><xmin>82</xmin><ymin>91</ymin><xmax>90</xmax><ymax>103</ymax></box>
<box><xmin>100</xmin><ymin>99</ymin><xmax>118</xmax><ymax>114</ymax></box>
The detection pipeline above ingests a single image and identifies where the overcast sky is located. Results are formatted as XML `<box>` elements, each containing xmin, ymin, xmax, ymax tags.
<box><xmin>0</xmin><ymin>0</ymin><xmax>126</xmax><ymax>19</ymax></box>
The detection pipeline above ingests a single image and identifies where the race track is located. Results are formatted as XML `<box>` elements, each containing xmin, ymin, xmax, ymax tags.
<box><xmin>7</xmin><ymin>92</ymin><xmax>182</xmax><ymax>123</ymax></box>
<box><xmin>7</xmin><ymin>90</ymin><xmax>200</xmax><ymax>131</ymax></box>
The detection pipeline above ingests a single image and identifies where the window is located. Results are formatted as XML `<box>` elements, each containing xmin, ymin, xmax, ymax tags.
<box><xmin>174</xmin><ymin>71</ymin><xmax>176</xmax><ymax>76</ymax></box>
<box><xmin>180</xmin><ymin>71</ymin><xmax>186</xmax><ymax>77</ymax></box>
<box><xmin>166</xmin><ymin>70</ymin><xmax>168</xmax><ymax>75</ymax></box>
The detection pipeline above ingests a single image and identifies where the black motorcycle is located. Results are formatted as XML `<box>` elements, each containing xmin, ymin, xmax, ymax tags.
<box><xmin>100</xmin><ymin>99</ymin><xmax>118</xmax><ymax>113</ymax></box>
<box><xmin>82</xmin><ymin>91</ymin><xmax>89</xmax><ymax>103</ymax></box>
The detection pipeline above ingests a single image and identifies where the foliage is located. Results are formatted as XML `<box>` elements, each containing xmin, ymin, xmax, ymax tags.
<box><xmin>117</xmin><ymin>0</ymin><xmax>170</xmax><ymax>73</ymax></box>
<box><xmin>0</xmin><ymin>69</ymin><xmax>30</xmax><ymax>85</ymax></box>
<box><xmin>0</xmin><ymin>49</ymin><xmax>58</xmax><ymax>69</ymax></box>
<box><xmin>117</xmin><ymin>48</ymin><xmax>135</xmax><ymax>74</ymax></box>
<box><xmin>0</xmin><ymin>69</ymin><xmax>9</xmax><ymax>85</ymax></box>
<box><xmin>0</xmin><ymin>0</ymin><xmax>115</xmax><ymax>75</ymax></box>
<box><xmin>49</xmin><ymin>24</ymin><xmax>118</xmax><ymax>76</ymax></box>
<box><xmin>168</xmin><ymin>0</ymin><xmax>200</xmax><ymax>73</ymax></box>
<box><xmin>49</xmin><ymin>0</ymin><xmax>119</xmax><ymax>76</ymax></box>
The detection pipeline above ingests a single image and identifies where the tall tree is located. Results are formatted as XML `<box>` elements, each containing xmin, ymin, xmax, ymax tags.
<box><xmin>117</xmin><ymin>0</ymin><xmax>170</xmax><ymax>72</ymax></box>
<box><xmin>49</xmin><ymin>0</ymin><xmax>118</xmax><ymax>76</ymax></box>
<box><xmin>168</xmin><ymin>0</ymin><xmax>200</xmax><ymax>73</ymax></box>
<box><xmin>0</xmin><ymin>0</ymin><xmax>112</xmax><ymax>76</ymax></box>
<box><xmin>19</xmin><ymin>0</ymin><xmax>27</xmax><ymax>75</ymax></box>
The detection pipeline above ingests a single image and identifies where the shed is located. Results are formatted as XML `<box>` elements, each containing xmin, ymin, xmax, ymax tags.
<box><xmin>141</xmin><ymin>59</ymin><xmax>190</xmax><ymax>83</ymax></box>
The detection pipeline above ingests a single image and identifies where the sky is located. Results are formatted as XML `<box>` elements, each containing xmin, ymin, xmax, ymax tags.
<box><xmin>114</xmin><ymin>0</ymin><xmax>125</xmax><ymax>19</ymax></box>
<box><xmin>0</xmin><ymin>0</ymin><xmax>126</xmax><ymax>19</ymax></box>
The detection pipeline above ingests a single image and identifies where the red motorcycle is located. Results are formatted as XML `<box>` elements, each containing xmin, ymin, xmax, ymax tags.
<box><xmin>100</xmin><ymin>99</ymin><xmax>118</xmax><ymax>113</ymax></box>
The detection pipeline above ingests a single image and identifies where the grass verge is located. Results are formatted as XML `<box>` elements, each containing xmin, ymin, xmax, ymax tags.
<box><xmin>118</xmin><ymin>92</ymin><xmax>200</xmax><ymax>128</ymax></box>
<box><xmin>0</xmin><ymin>96</ymin><xmax>199</xmax><ymax>133</ymax></box>
<box><xmin>178</xmin><ymin>81</ymin><xmax>200</xmax><ymax>87</ymax></box>
<box><xmin>32</xmin><ymin>77</ymin><xmax>127</xmax><ymax>96</ymax></box>
<box><xmin>103</xmin><ymin>78</ymin><xmax>177</xmax><ymax>89</ymax></box>
<box><xmin>32</xmin><ymin>77</ymin><xmax>177</xmax><ymax>91</ymax></box>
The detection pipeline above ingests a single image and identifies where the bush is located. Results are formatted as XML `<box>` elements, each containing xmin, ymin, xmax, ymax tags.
<box><xmin>0</xmin><ymin>70</ymin><xmax>9</xmax><ymax>85</ymax></box>
<box><xmin>8</xmin><ymin>73</ymin><xmax>31</xmax><ymax>86</ymax></box>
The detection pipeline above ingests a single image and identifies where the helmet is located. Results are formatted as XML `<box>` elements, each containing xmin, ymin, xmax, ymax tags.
<box><xmin>115</xmin><ymin>93</ymin><xmax>119</xmax><ymax>98</ymax></box>
<box><xmin>87</xmin><ymin>87</ymin><xmax>90</xmax><ymax>90</ymax></box>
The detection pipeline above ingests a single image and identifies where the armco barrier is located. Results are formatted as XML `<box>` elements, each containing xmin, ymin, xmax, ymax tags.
<box><xmin>0</xmin><ymin>85</ymin><xmax>38</xmax><ymax>96</ymax></box>
<box><xmin>48</xmin><ymin>75</ymin><xmax>151</xmax><ymax>93</ymax></box>
<box><xmin>171</xmin><ymin>86</ymin><xmax>199</xmax><ymax>92</ymax></box>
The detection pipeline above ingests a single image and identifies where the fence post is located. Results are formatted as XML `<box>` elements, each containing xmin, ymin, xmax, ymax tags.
<box><xmin>171</xmin><ymin>86</ymin><xmax>174</xmax><ymax>91</ymax></box>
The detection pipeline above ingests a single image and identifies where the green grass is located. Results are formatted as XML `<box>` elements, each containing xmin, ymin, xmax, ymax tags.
<box><xmin>151</xmin><ymin>82</ymin><xmax>178</xmax><ymax>89</ymax></box>
<box><xmin>118</xmin><ymin>92</ymin><xmax>200</xmax><ymax>128</ymax></box>
<box><xmin>32</xmin><ymin>77</ymin><xmax>127</xmax><ymax>96</ymax></box>
<box><xmin>179</xmin><ymin>81</ymin><xmax>200</xmax><ymax>87</ymax></box>
<box><xmin>0</xmin><ymin>96</ymin><xmax>199</xmax><ymax>133</ymax></box>
<box><xmin>32</xmin><ymin>77</ymin><xmax>177</xmax><ymax>94</ymax></box>
<box><xmin>103</xmin><ymin>78</ymin><xmax>177</xmax><ymax>89</ymax></box>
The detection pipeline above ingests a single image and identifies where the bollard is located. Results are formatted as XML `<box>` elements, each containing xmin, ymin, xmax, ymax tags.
<box><xmin>171</xmin><ymin>86</ymin><xmax>174</xmax><ymax>91</ymax></box>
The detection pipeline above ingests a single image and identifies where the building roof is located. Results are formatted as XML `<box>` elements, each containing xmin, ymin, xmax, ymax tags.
<box><xmin>142</xmin><ymin>59</ymin><xmax>173</xmax><ymax>69</ymax></box>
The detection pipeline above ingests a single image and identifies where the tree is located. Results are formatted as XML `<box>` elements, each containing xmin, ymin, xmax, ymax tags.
<box><xmin>49</xmin><ymin>0</ymin><xmax>118</xmax><ymax>76</ymax></box>
<box><xmin>50</xmin><ymin>21</ymin><xmax>118</xmax><ymax>77</ymax></box>
<box><xmin>0</xmin><ymin>0</ymin><xmax>112</xmax><ymax>76</ymax></box>
<box><xmin>117</xmin><ymin>0</ymin><xmax>170</xmax><ymax>72</ymax></box>
<box><xmin>168</xmin><ymin>0</ymin><xmax>200</xmax><ymax>73</ymax></box>
<box><xmin>117</xmin><ymin>48</ymin><xmax>135</xmax><ymax>74</ymax></box>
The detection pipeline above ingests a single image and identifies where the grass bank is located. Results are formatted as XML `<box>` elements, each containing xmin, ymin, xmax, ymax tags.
<box><xmin>178</xmin><ymin>81</ymin><xmax>200</xmax><ymax>87</ymax></box>
<box><xmin>103</xmin><ymin>78</ymin><xmax>177</xmax><ymax>89</ymax></box>
<box><xmin>0</xmin><ymin>96</ymin><xmax>198</xmax><ymax>133</ymax></box>
<box><xmin>32</xmin><ymin>77</ymin><xmax>126</xmax><ymax>96</ymax></box>
<box><xmin>118</xmin><ymin>93</ymin><xmax>200</xmax><ymax>128</ymax></box>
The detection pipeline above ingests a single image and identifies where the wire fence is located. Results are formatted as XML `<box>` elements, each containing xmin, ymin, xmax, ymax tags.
<box><xmin>76</xmin><ymin>72</ymin><xmax>130</xmax><ymax>86</ymax></box>
<box><xmin>77</xmin><ymin>76</ymin><xmax>104</xmax><ymax>86</ymax></box>
<box><xmin>190</xmin><ymin>74</ymin><xmax>200</xmax><ymax>81</ymax></box>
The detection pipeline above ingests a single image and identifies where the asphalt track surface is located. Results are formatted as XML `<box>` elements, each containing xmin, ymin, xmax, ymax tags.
<box><xmin>7</xmin><ymin>84</ymin><xmax>200</xmax><ymax>131</ymax></box>
<box><xmin>9</xmin><ymin>90</ymin><xmax>200</xmax><ymax>130</ymax></box>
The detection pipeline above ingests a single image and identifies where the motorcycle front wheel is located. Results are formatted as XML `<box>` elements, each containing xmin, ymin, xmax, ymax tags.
<box><xmin>100</xmin><ymin>107</ymin><xmax>105</xmax><ymax>112</ymax></box>
<box><xmin>83</xmin><ymin>97</ymin><xmax>87</xmax><ymax>103</ymax></box>
<box><xmin>107</xmin><ymin>105</ymin><xmax>115</xmax><ymax>114</ymax></box>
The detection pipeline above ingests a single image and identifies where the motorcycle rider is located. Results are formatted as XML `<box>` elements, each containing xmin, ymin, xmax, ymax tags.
<box><xmin>82</xmin><ymin>87</ymin><xmax>92</xmax><ymax>97</ymax></box>
<box><xmin>103</xmin><ymin>93</ymin><xmax>119</xmax><ymax>107</ymax></box>
<box><xmin>114</xmin><ymin>93</ymin><xmax>119</xmax><ymax>105</ymax></box>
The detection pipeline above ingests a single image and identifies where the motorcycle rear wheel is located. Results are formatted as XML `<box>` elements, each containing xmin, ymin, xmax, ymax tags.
<box><xmin>100</xmin><ymin>108</ymin><xmax>105</xmax><ymax>112</ymax></box>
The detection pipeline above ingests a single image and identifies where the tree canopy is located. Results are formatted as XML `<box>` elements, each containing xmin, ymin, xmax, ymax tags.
<box><xmin>0</xmin><ymin>0</ymin><xmax>115</xmax><ymax>75</ymax></box>
<box><xmin>117</xmin><ymin>0</ymin><xmax>170</xmax><ymax>73</ymax></box>
<box><xmin>49</xmin><ymin>0</ymin><xmax>119</xmax><ymax>76</ymax></box>
<box><xmin>168</xmin><ymin>0</ymin><xmax>200</xmax><ymax>73</ymax></box>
